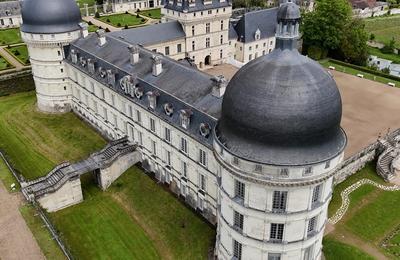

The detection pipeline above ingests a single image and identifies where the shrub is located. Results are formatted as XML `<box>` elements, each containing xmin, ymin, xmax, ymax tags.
<box><xmin>117</xmin><ymin>22</ymin><xmax>121</xmax><ymax>27</ymax></box>
<box><xmin>88</xmin><ymin>20</ymin><xmax>93</xmax><ymax>25</ymax></box>
<box><xmin>136</xmin><ymin>13</ymin><xmax>140</xmax><ymax>18</ymax></box>
<box><xmin>137</xmin><ymin>9</ymin><xmax>141</xmax><ymax>12</ymax></box>
<box><xmin>105</xmin><ymin>28</ymin><xmax>110</xmax><ymax>32</ymax></box>
<box><xmin>141</xmin><ymin>18</ymin><xmax>146</xmax><ymax>22</ymax></box>
<box><xmin>125</xmin><ymin>11</ymin><xmax>128</xmax><ymax>14</ymax></box>
<box><xmin>13</xmin><ymin>50</ymin><xmax>20</xmax><ymax>56</ymax></box>
<box><xmin>382</xmin><ymin>67</ymin><xmax>390</xmax><ymax>74</ymax></box>
<box><xmin>369</xmin><ymin>33</ymin><xmax>375</xmax><ymax>41</ymax></box>
<box><xmin>124</xmin><ymin>25</ymin><xmax>129</xmax><ymax>29</ymax></box>
<box><xmin>95</xmin><ymin>11</ymin><xmax>100</xmax><ymax>18</ymax></box>
<box><xmin>148</xmin><ymin>13</ymin><xmax>152</xmax><ymax>17</ymax></box>
<box><xmin>106</xmin><ymin>18</ymin><xmax>110</xmax><ymax>22</ymax></box>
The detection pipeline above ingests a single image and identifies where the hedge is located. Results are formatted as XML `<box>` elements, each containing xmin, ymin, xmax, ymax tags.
<box><xmin>328</xmin><ymin>59</ymin><xmax>400</xmax><ymax>82</ymax></box>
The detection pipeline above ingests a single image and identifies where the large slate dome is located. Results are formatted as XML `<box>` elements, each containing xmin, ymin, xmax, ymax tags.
<box><xmin>21</xmin><ymin>0</ymin><xmax>81</xmax><ymax>34</ymax></box>
<box><xmin>217</xmin><ymin>44</ymin><xmax>347</xmax><ymax>166</ymax></box>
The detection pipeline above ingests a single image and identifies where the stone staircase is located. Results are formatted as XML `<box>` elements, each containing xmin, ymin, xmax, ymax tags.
<box><xmin>22</xmin><ymin>137</ymin><xmax>136</xmax><ymax>200</ymax></box>
<box><xmin>376</xmin><ymin>135</ymin><xmax>399</xmax><ymax>182</ymax></box>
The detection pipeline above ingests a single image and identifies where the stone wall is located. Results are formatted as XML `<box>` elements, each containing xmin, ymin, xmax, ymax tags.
<box><xmin>37</xmin><ymin>177</ymin><xmax>83</xmax><ymax>212</ymax></box>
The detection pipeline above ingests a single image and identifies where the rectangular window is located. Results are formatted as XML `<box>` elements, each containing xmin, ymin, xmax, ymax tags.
<box><xmin>280</xmin><ymin>168</ymin><xmax>289</xmax><ymax>177</ymax></box>
<box><xmin>165</xmin><ymin>127</ymin><xmax>171</xmax><ymax>142</ymax></box>
<box><xmin>103</xmin><ymin>107</ymin><xmax>108</xmax><ymax>121</ymax></box>
<box><xmin>150</xmin><ymin>118</ymin><xmax>156</xmax><ymax>132</ymax></box>
<box><xmin>199</xmin><ymin>174</ymin><xmax>206</xmax><ymax>190</ymax></box>
<box><xmin>136</xmin><ymin>110</ymin><xmax>142</xmax><ymax>123</ymax></box>
<box><xmin>304</xmin><ymin>166</ymin><xmax>313</xmax><ymax>175</ymax></box>
<box><xmin>101</xmin><ymin>89</ymin><xmax>105</xmax><ymax>99</ymax></box>
<box><xmin>192</xmin><ymin>41</ymin><xmax>195</xmax><ymax>51</ymax></box>
<box><xmin>233</xmin><ymin>211</ymin><xmax>244</xmax><ymax>231</ymax></box>
<box><xmin>270</xmin><ymin>223</ymin><xmax>284</xmax><ymax>242</ymax></box>
<box><xmin>93</xmin><ymin>100</ymin><xmax>98</xmax><ymax>113</ymax></box>
<box><xmin>307</xmin><ymin>216</ymin><xmax>317</xmax><ymax>235</ymax></box>
<box><xmin>303</xmin><ymin>245</ymin><xmax>313</xmax><ymax>260</ymax></box>
<box><xmin>268</xmin><ymin>253</ymin><xmax>281</xmax><ymax>260</ymax></box>
<box><xmin>180</xmin><ymin>137</ymin><xmax>188</xmax><ymax>153</ymax></box>
<box><xmin>152</xmin><ymin>140</ymin><xmax>156</xmax><ymax>155</ymax></box>
<box><xmin>165</xmin><ymin>46</ymin><xmax>170</xmax><ymax>55</ymax></box>
<box><xmin>233</xmin><ymin>240</ymin><xmax>242</xmax><ymax>260</ymax></box>
<box><xmin>312</xmin><ymin>184</ymin><xmax>321</xmax><ymax>205</ymax></box>
<box><xmin>206</xmin><ymin>23</ymin><xmax>210</xmax><ymax>33</ymax></box>
<box><xmin>255</xmin><ymin>164</ymin><xmax>262</xmax><ymax>173</ymax></box>
<box><xmin>234</xmin><ymin>180</ymin><xmax>245</xmax><ymax>200</ymax></box>
<box><xmin>138</xmin><ymin>131</ymin><xmax>143</xmax><ymax>145</ymax></box>
<box><xmin>128</xmin><ymin>105</ymin><xmax>133</xmax><ymax>118</ymax></box>
<box><xmin>113</xmin><ymin>113</ymin><xmax>118</xmax><ymax>127</ymax></box>
<box><xmin>220</xmin><ymin>20</ymin><xmax>224</xmax><ymax>30</ymax></box>
<box><xmin>182</xmin><ymin>161</ymin><xmax>187</xmax><ymax>177</ymax></box>
<box><xmin>325</xmin><ymin>160</ymin><xmax>331</xmax><ymax>169</ymax></box>
<box><xmin>272</xmin><ymin>191</ymin><xmax>288</xmax><ymax>212</ymax></box>
<box><xmin>249</xmin><ymin>54</ymin><xmax>252</xmax><ymax>61</ymax></box>
<box><xmin>206</xmin><ymin>37</ymin><xmax>210</xmax><ymax>48</ymax></box>
<box><xmin>177</xmin><ymin>43</ymin><xmax>182</xmax><ymax>53</ymax></box>
<box><xmin>90</xmin><ymin>82</ymin><xmax>95</xmax><ymax>93</ymax></box>
<box><xmin>166</xmin><ymin>150</ymin><xmax>171</xmax><ymax>166</ymax></box>
<box><xmin>192</xmin><ymin>25</ymin><xmax>195</xmax><ymax>36</ymax></box>
<box><xmin>111</xmin><ymin>94</ymin><xmax>115</xmax><ymax>106</ymax></box>
<box><xmin>199</xmin><ymin>149</ymin><xmax>207</xmax><ymax>166</ymax></box>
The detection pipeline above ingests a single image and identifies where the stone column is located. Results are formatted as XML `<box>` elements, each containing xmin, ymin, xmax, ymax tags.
<box><xmin>103</xmin><ymin>1</ymin><xmax>108</xmax><ymax>13</ymax></box>
<box><xmin>84</xmin><ymin>3</ymin><xmax>89</xmax><ymax>17</ymax></box>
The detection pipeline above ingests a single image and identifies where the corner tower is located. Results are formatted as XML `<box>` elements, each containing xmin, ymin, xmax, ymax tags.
<box><xmin>214</xmin><ymin>1</ymin><xmax>347</xmax><ymax>259</ymax></box>
<box><xmin>20</xmin><ymin>0</ymin><xmax>82</xmax><ymax>113</ymax></box>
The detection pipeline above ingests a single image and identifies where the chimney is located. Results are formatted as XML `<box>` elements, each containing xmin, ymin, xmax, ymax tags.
<box><xmin>79</xmin><ymin>22</ymin><xmax>89</xmax><ymax>38</ymax></box>
<box><xmin>211</xmin><ymin>75</ymin><xmax>227</xmax><ymax>98</ymax></box>
<box><xmin>128</xmin><ymin>45</ymin><xmax>139</xmax><ymax>65</ymax></box>
<box><xmin>96</xmin><ymin>29</ymin><xmax>106</xmax><ymax>46</ymax></box>
<box><xmin>152</xmin><ymin>55</ymin><xmax>163</xmax><ymax>77</ymax></box>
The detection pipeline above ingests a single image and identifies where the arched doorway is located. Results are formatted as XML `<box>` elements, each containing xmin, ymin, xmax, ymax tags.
<box><xmin>205</xmin><ymin>55</ymin><xmax>211</xmax><ymax>66</ymax></box>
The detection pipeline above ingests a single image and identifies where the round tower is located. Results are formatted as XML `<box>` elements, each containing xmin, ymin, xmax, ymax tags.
<box><xmin>214</xmin><ymin>1</ymin><xmax>347</xmax><ymax>259</ymax></box>
<box><xmin>20</xmin><ymin>0</ymin><xmax>82</xmax><ymax>113</ymax></box>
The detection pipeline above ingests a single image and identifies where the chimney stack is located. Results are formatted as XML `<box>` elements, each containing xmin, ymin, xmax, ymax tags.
<box><xmin>152</xmin><ymin>55</ymin><xmax>163</xmax><ymax>77</ymax></box>
<box><xmin>211</xmin><ymin>75</ymin><xmax>227</xmax><ymax>98</ymax></box>
<box><xmin>79</xmin><ymin>22</ymin><xmax>89</xmax><ymax>38</ymax></box>
<box><xmin>96</xmin><ymin>29</ymin><xmax>106</xmax><ymax>46</ymax></box>
<box><xmin>128</xmin><ymin>45</ymin><xmax>140</xmax><ymax>65</ymax></box>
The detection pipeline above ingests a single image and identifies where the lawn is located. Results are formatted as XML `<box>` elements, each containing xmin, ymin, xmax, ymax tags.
<box><xmin>0</xmin><ymin>155</ymin><xmax>19</xmax><ymax>192</ymax></box>
<box><xmin>139</xmin><ymin>8</ymin><xmax>162</xmax><ymax>19</ymax></box>
<box><xmin>0</xmin><ymin>55</ymin><xmax>13</xmax><ymax>70</ymax></box>
<box><xmin>323</xmin><ymin>236</ymin><xmax>374</xmax><ymax>260</ymax></box>
<box><xmin>20</xmin><ymin>205</ymin><xmax>66</xmax><ymax>260</ymax></box>
<box><xmin>88</xmin><ymin>24</ymin><xmax>100</xmax><ymax>33</ymax></box>
<box><xmin>320</xmin><ymin>59</ymin><xmax>400</xmax><ymax>87</ymax></box>
<box><xmin>109</xmin><ymin>166</ymin><xmax>216</xmax><ymax>259</ymax></box>
<box><xmin>76</xmin><ymin>0</ymin><xmax>96</xmax><ymax>7</ymax></box>
<box><xmin>365</xmin><ymin>15</ymin><xmax>400</xmax><ymax>49</ymax></box>
<box><xmin>368</xmin><ymin>46</ymin><xmax>400</xmax><ymax>64</ymax></box>
<box><xmin>6</xmin><ymin>45</ymin><xmax>30</xmax><ymax>65</ymax></box>
<box><xmin>0</xmin><ymin>92</ymin><xmax>106</xmax><ymax>179</ymax></box>
<box><xmin>0</xmin><ymin>28</ymin><xmax>22</xmax><ymax>45</ymax></box>
<box><xmin>50</xmin><ymin>177</ymin><xmax>160</xmax><ymax>260</ymax></box>
<box><xmin>97</xmin><ymin>13</ymin><xmax>147</xmax><ymax>28</ymax></box>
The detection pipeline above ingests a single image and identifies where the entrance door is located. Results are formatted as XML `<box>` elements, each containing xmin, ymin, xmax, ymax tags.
<box><xmin>205</xmin><ymin>55</ymin><xmax>211</xmax><ymax>66</ymax></box>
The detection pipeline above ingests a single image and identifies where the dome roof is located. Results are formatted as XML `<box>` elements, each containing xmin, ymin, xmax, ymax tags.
<box><xmin>277</xmin><ymin>1</ymin><xmax>301</xmax><ymax>21</ymax></box>
<box><xmin>217</xmin><ymin>48</ymin><xmax>347</xmax><ymax>166</ymax></box>
<box><xmin>21</xmin><ymin>0</ymin><xmax>81</xmax><ymax>34</ymax></box>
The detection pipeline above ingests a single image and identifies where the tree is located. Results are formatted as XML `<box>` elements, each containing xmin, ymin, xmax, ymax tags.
<box><xmin>339</xmin><ymin>19</ymin><xmax>369</xmax><ymax>65</ymax></box>
<box><xmin>381</xmin><ymin>67</ymin><xmax>391</xmax><ymax>74</ymax></box>
<box><xmin>302</xmin><ymin>0</ymin><xmax>352</xmax><ymax>51</ymax></box>
<box><xmin>369</xmin><ymin>33</ymin><xmax>375</xmax><ymax>41</ymax></box>
<box><xmin>381</xmin><ymin>37</ymin><xmax>396</xmax><ymax>54</ymax></box>
<box><xmin>95</xmin><ymin>12</ymin><xmax>100</xmax><ymax>18</ymax></box>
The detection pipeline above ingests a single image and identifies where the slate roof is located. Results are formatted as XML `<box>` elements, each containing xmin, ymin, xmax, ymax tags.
<box><xmin>67</xmin><ymin>32</ymin><xmax>222</xmax><ymax>147</ymax></box>
<box><xmin>0</xmin><ymin>1</ymin><xmax>20</xmax><ymax>17</ymax></box>
<box><xmin>164</xmin><ymin>0</ymin><xmax>230</xmax><ymax>13</ymax></box>
<box><xmin>232</xmin><ymin>7</ymin><xmax>278</xmax><ymax>43</ymax></box>
<box><xmin>109</xmin><ymin>21</ymin><xmax>186</xmax><ymax>46</ymax></box>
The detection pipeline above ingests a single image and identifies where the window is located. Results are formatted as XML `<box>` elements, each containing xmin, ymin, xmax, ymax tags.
<box><xmin>199</xmin><ymin>149</ymin><xmax>207</xmax><ymax>166</ymax></box>
<box><xmin>325</xmin><ymin>160</ymin><xmax>331</xmax><ymax>169</ymax></box>
<box><xmin>233</xmin><ymin>240</ymin><xmax>242</xmax><ymax>260</ymax></box>
<box><xmin>232</xmin><ymin>156</ymin><xmax>239</xmax><ymax>166</ymax></box>
<box><xmin>166</xmin><ymin>150</ymin><xmax>171</xmax><ymax>166</ymax></box>
<box><xmin>220</xmin><ymin>35</ymin><xmax>223</xmax><ymax>44</ymax></box>
<box><xmin>280</xmin><ymin>168</ymin><xmax>289</xmax><ymax>177</ymax></box>
<box><xmin>270</xmin><ymin>223</ymin><xmax>284</xmax><ymax>242</ymax></box>
<box><xmin>249</xmin><ymin>46</ymin><xmax>252</xmax><ymax>51</ymax></box>
<box><xmin>192</xmin><ymin>25</ymin><xmax>195</xmax><ymax>35</ymax></box>
<box><xmin>255</xmin><ymin>164</ymin><xmax>262</xmax><ymax>172</ymax></box>
<box><xmin>234</xmin><ymin>180</ymin><xmax>245</xmax><ymax>200</ymax></box>
<box><xmin>136</xmin><ymin>110</ymin><xmax>142</xmax><ymax>123</ymax></box>
<box><xmin>268</xmin><ymin>253</ymin><xmax>281</xmax><ymax>260</ymax></box>
<box><xmin>233</xmin><ymin>211</ymin><xmax>244</xmax><ymax>231</ymax></box>
<box><xmin>182</xmin><ymin>161</ymin><xmax>187</xmax><ymax>176</ymax></box>
<box><xmin>138</xmin><ymin>131</ymin><xmax>143</xmax><ymax>145</ymax></box>
<box><xmin>111</xmin><ymin>94</ymin><xmax>115</xmax><ymax>106</ymax></box>
<box><xmin>199</xmin><ymin>174</ymin><xmax>206</xmax><ymax>190</ymax></box>
<box><xmin>165</xmin><ymin>46</ymin><xmax>170</xmax><ymax>55</ymax></box>
<box><xmin>263</xmin><ymin>42</ymin><xmax>266</xmax><ymax>47</ymax></box>
<box><xmin>90</xmin><ymin>82</ymin><xmax>95</xmax><ymax>93</ymax></box>
<box><xmin>128</xmin><ymin>105</ymin><xmax>133</xmax><ymax>118</ymax></box>
<box><xmin>60</xmin><ymin>68</ymin><xmax>64</xmax><ymax>73</ymax></box>
<box><xmin>220</xmin><ymin>20</ymin><xmax>224</xmax><ymax>30</ymax></box>
<box><xmin>206</xmin><ymin>37</ymin><xmax>210</xmax><ymax>48</ymax></box>
<box><xmin>180</xmin><ymin>137</ymin><xmax>188</xmax><ymax>153</ymax></box>
<box><xmin>249</xmin><ymin>54</ymin><xmax>252</xmax><ymax>61</ymax></box>
<box><xmin>220</xmin><ymin>49</ymin><xmax>223</xmax><ymax>59</ymax></box>
<box><xmin>312</xmin><ymin>184</ymin><xmax>322</xmax><ymax>206</ymax></box>
<box><xmin>192</xmin><ymin>41</ymin><xmax>195</xmax><ymax>51</ymax></box>
<box><xmin>177</xmin><ymin>43</ymin><xmax>182</xmax><ymax>53</ymax></box>
<box><xmin>150</xmin><ymin>118</ymin><xmax>156</xmax><ymax>132</ymax></box>
<box><xmin>206</xmin><ymin>23</ymin><xmax>210</xmax><ymax>33</ymax></box>
<box><xmin>57</xmin><ymin>50</ymin><xmax>61</xmax><ymax>56</ymax></box>
<box><xmin>303</xmin><ymin>245</ymin><xmax>313</xmax><ymax>260</ymax></box>
<box><xmin>307</xmin><ymin>216</ymin><xmax>317</xmax><ymax>235</ymax></box>
<box><xmin>208</xmin><ymin>10</ymin><xmax>211</xmax><ymax>14</ymax></box>
<box><xmin>93</xmin><ymin>100</ymin><xmax>98</xmax><ymax>113</ymax></box>
<box><xmin>101</xmin><ymin>89</ymin><xmax>105</xmax><ymax>99</ymax></box>
<box><xmin>151</xmin><ymin>140</ymin><xmax>156</xmax><ymax>155</ymax></box>
<box><xmin>165</xmin><ymin>127</ymin><xmax>171</xmax><ymax>142</ymax></box>
<box><xmin>256</xmin><ymin>44</ymin><xmax>259</xmax><ymax>49</ymax></box>
<box><xmin>103</xmin><ymin>107</ymin><xmax>108</xmax><ymax>121</ymax></box>
<box><xmin>113</xmin><ymin>113</ymin><xmax>118</xmax><ymax>127</ymax></box>
<box><xmin>272</xmin><ymin>191</ymin><xmax>288</xmax><ymax>212</ymax></box>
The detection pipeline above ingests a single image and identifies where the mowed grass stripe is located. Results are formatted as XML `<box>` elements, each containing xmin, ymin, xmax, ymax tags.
<box><xmin>50</xmin><ymin>182</ymin><xmax>160</xmax><ymax>260</ymax></box>
<box><xmin>0</xmin><ymin>92</ymin><xmax>106</xmax><ymax>179</ymax></box>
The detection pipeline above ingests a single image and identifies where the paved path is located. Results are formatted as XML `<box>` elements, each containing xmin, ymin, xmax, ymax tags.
<box><xmin>0</xmin><ymin>46</ymin><xmax>24</xmax><ymax>69</ymax></box>
<box><xmin>83</xmin><ymin>16</ymin><xmax>121</xmax><ymax>32</ymax></box>
<box><xmin>0</xmin><ymin>181</ymin><xmax>44</xmax><ymax>260</ymax></box>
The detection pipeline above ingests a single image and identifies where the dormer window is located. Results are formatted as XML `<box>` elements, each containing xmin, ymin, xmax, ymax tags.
<box><xmin>304</xmin><ymin>166</ymin><xmax>313</xmax><ymax>176</ymax></box>
<box><xmin>255</xmin><ymin>164</ymin><xmax>262</xmax><ymax>173</ymax></box>
<box><xmin>164</xmin><ymin>103</ymin><xmax>174</xmax><ymax>116</ymax></box>
<box><xmin>146</xmin><ymin>91</ymin><xmax>159</xmax><ymax>110</ymax></box>
<box><xmin>107</xmin><ymin>70</ymin><xmax>115</xmax><ymax>86</ymax></box>
<box><xmin>199</xmin><ymin>123</ymin><xmax>210</xmax><ymax>138</ymax></box>
<box><xmin>88</xmin><ymin>59</ymin><xmax>95</xmax><ymax>74</ymax></box>
<box><xmin>280</xmin><ymin>168</ymin><xmax>289</xmax><ymax>177</ymax></box>
<box><xmin>79</xmin><ymin>57</ymin><xmax>87</xmax><ymax>67</ymax></box>
<box><xmin>99</xmin><ymin>67</ymin><xmax>107</xmax><ymax>78</ymax></box>
<box><xmin>71</xmin><ymin>50</ymin><xmax>78</xmax><ymax>64</ymax></box>
<box><xmin>120</xmin><ymin>75</ymin><xmax>137</xmax><ymax>96</ymax></box>
<box><xmin>134</xmin><ymin>86</ymin><xmax>144</xmax><ymax>99</ymax></box>
<box><xmin>179</xmin><ymin>109</ymin><xmax>192</xmax><ymax>129</ymax></box>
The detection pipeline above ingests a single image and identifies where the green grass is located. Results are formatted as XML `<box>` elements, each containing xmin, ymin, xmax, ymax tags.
<box><xmin>320</xmin><ymin>59</ymin><xmax>400</xmax><ymax>87</ymax></box>
<box><xmin>6</xmin><ymin>45</ymin><xmax>30</xmax><ymax>65</ymax></box>
<box><xmin>20</xmin><ymin>205</ymin><xmax>66</xmax><ymax>260</ymax></box>
<box><xmin>76</xmin><ymin>0</ymin><xmax>96</xmax><ymax>7</ymax></box>
<box><xmin>0</xmin><ymin>28</ymin><xmax>22</xmax><ymax>45</ymax></box>
<box><xmin>109</xmin><ymin>166</ymin><xmax>216</xmax><ymax>259</ymax></box>
<box><xmin>368</xmin><ymin>46</ymin><xmax>400</xmax><ymax>64</ymax></box>
<box><xmin>0</xmin><ymin>92</ymin><xmax>106</xmax><ymax>179</ymax></box>
<box><xmin>328</xmin><ymin>162</ymin><xmax>384</xmax><ymax>217</ymax></box>
<box><xmin>88</xmin><ymin>24</ymin><xmax>100</xmax><ymax>33</ymax></box>
<box><xmin>323</xmin><ymin>236</ymin><xmax>374</xmax><ymax>260</ymax></box>
<box><xmin>365</xmin><ymin>15</ymin><xmax>400</xmax><ymax>49</ymax></box>
<box><xmin>385</xmin><ymin>230</ymin><xmax>400</xmax><ymax>257</ymax></box>
<box><xmin>50</xmin><ymin>177</ymin><xmax>160</xmax><ymax>260</ymax></box>
<box><xmin>139</xmin><ymin>8</ymin><xmax>162</xmax><ymax>19</ymax></box>
<box><xmin>344</xmin><ymin>190</ymin><xmax>400</xmax><ymax>242</ymax></box>
<box><xmin>0</xmin><ymin>55</ymin><xmax>13</xmax><ymax>70</ymax></box>
<box><xmin>0</xmin><ymin>155</ymin><xmax>19</xmax><ymax>192</ymax></box>
<box><xmin>97</xmin><ymin>13</ymin><xmax>147</xmax><ymax>27</ymax></box>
